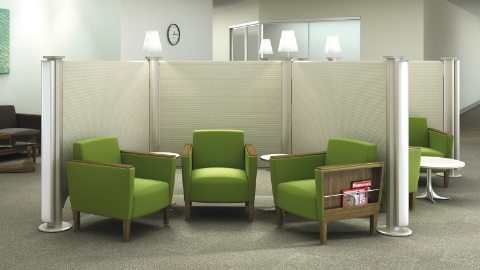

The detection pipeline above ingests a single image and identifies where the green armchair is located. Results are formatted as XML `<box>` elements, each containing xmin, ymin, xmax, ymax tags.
<box><xmin>408</xmin><ymin>147</ymin><xmax>422</xmax><ymax>210</ymax></box>
<box><xmin>181</xmin><ymin>130</ymin><xmax>258</xmax><ymax>222</ymax></box>
<box><xmin>270</xmin><ymin>138</ymin><xmax>383</xmax><ymax>244</ymax></box>
<box><xmin>409</xmin><ymin>116</ymin><xmax>453</xmax><ymax>187</ymax></box>
<box><xmin>66</xmin><ymin>136</ymin><xmax>176</xmax><ymax>242</ymax></box>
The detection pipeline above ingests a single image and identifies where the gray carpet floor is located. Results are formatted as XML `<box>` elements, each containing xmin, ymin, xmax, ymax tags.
<box><xmin>1</xmin><ymin>106</ymin><xmax>480</xmax><ymax>269</ymax></box>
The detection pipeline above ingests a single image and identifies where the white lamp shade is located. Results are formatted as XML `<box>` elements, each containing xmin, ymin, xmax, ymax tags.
<box><xmin>259</xmin><ymin>39</ymin><xmax>273</xmax><ymax>54</ymax></box>
<box><xmin>324</xmin><ymin>36</ymin><xmax>341</xmax><ymax>54</ymax></box>
<box><xmin>278</xmin><ymin>30</ymin><xmax>298</xmax><ymax>52</ymax></box>
<box><xmin>143</xmin><ymin>30</ymin><xmax>162</xmax><ymax>52</ymax></box>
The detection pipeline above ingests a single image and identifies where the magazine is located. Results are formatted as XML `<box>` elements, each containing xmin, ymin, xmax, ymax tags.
<box><xmin>342</xmin><ymin>187</ymin><xmax>368</xmax><ymax>207</ymax></box>
<box><xmin>352</xmin><ymin>180</ymin><xmax>372</xmax><ymax>203</ymax></box>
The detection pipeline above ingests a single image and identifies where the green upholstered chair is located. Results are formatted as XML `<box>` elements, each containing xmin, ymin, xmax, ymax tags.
<box><xmin>181</xmin><ymin>130</ymin><xmax>258</xmax><ymax>222</ymax></box>
<box><xmin>270</xmin><ymin>138</ymin><xmax>383</xmax><ymax>244</ymax></box>
<box><xmin>66</xmin><ymin>136</ymin><xmax>176</xmax><ymax>242</ymax></box>
<box><xmin>408</xmin><ymin>147</ymin><xmax>422</xmax><ymax>210</ymax></box>
<box><xmin>409</xmin><ymin>116</ymin><xmax>453</xmax><ymax>187</ymax></box>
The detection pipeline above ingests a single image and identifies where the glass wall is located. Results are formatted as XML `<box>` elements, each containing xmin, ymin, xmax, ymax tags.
<box><xmin>230</xmin><ymin>18</ymin><xmax>360</xmax><ymax>61</ymax></box>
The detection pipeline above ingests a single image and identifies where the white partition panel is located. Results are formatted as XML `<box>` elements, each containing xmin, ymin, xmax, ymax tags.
<box><xmin>292</xmin><ymin>61</ymin><xmax>387</xmax><ymax>162</ymax></box>
<box><xmin>159</xmin><ymin>61</ymin><xmax>282</xmax><ymax>166</ymax></box>
<box><xmin>409</xmin><ymin>61</ymin><xmax>444</xmax><ymax>130</ymax></box>
<box><xmin>62</xmin><ymin>61</ymin><xmax>150</xmax><ymax>186</ymax></box>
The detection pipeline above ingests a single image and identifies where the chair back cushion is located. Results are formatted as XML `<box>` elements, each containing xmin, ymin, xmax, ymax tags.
<box><xmin>192</xmin><ymin>130</ymin><xmax>244</xmax><ymax>170</ymax></box>
<box><xmin>0</xmin><ymin>105</ymin><xmax>17</xmax><ymax>130</ymax></box>
<box><xmin>73</xmin><ymin>136</ymin><xmax>122</xmax><ymax>164</ymax></box>
<box><xmin>324</xmin><ymin>138</ymin><xmax>377</xmax><ymax>166</ymax></box>
<box><xmin>409</xmin><ymin>116</ymin><xmax>429</xmax><ymax>147</ymax></box>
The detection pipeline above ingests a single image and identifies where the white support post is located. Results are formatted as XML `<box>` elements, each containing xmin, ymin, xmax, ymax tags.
<box><xmin>377</xmin><ymin>56</ymin><xmax>411</xmax><ymax>237</ymax></box>
<box><xmin>146</xmin><ymin>57</ymin><xmax>161</xmax><ymax>152</ymax></box>
<box><xmin>453</xmin><ymin>60</ymin><xmax>461</xmax><ymax>176</ymax></box>
<box><xmin>280</xmin><ymin>57</ymin><xmax>293</xmax><ymax>154</ymax></box>
<box><xmin>38</xmin><ymin>56</ymin><xmax>72</xmax><ymax>233</ymax></box>
<box><xmin>439</xmin><ymin>58</ymin><xmax>461</xmax><ymax>178</ymax></box>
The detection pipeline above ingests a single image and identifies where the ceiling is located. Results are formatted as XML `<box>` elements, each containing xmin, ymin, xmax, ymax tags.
<box><xmin>447</xmin><ymin>0</ymin><xmax>480</xmax><ymax>18</ymax></box>
<box><xmin>213</xmin><ymin>0</ymin><xmax>480</xmax><ymax>18</ymax></box>
<box><xmin>212</xmin><ymin>0</ymin><xmax>252</xmax><ymax>12</ymax></box>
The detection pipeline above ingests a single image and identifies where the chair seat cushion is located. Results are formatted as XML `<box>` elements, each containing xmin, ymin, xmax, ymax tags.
<box><xmin>190</xmin><ymin>167</ymin><xmax>248</xmax><ymax>202</ymax></box>
<box><xmin>419</xmin><ymin>147</ymin><xmax>444</xmax><ymax>158</ymax></box>
<box><xmin>419</xmin><ymin>147</ymin><xmax>446</xmax><ymax>173</ymax></box>
<box><xmin>132</xmin><ymin>178</ymin><xmax>170</xmax><ymax>218</ymax></box>
<box><xmin>277</xmin><ymin>179</ymin><xmax>317</xmax><ymax>221</ymax></box>
<box><xmin>0</xmin><ymin>128</ymin><xmax>40</xmax><ymax>137</ymax></box>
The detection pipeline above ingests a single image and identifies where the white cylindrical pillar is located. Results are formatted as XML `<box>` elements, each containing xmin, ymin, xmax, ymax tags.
<box><xmin>39</xmin><ymin>56</ymin><xmax>72</xmax><ymax>233</ymax></box>
<box><xmin>147</xmin><ymin>57</ymin><xmax>161</xmax><ymax>152</ymax></box>
<box><xmin>280</xmin><ymin>57</ymin><xmax>293</xmax><ymax>154</ymax></box>
<box><xmin>377</xmin><ymin>56</ymin><xmax>411</xmax><ymax>237</ymax></box>
<box><xmin>440</xmin><ymin>58</ymin><xmax>461</xmax><ymax>178</ymax></box>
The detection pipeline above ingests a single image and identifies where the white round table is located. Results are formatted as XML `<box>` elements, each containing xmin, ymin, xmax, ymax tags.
<box><xmin>417</xmin><ymin>156</ymin><xmax>465</xmax><ymax>203</ymax></box>
<box><xmin>151</xmin><ymin>151</ymin><xmax>180</xmax><ymax>158</ymax></box>
<box><xmin>260</xmin><ymin>154</ymin><xmax>287</xmax><ymax>161</ymax></box>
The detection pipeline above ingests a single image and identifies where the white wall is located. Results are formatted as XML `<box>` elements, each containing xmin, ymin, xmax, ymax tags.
<box><xmin>0</xmin><ymin>0</ymin><xmax>50</xmax><ymax>114</ymax></box>
<box><xmin>49</xmin><ymin>0</ymin><xmax>121</xmax><ymax>61</ymax></box>
<box><xmin>424</xmin><ymin>0</ymin><xmax>480</xmax><ymax>111</ymax></box>
<box><xmin>0</xmin><ymin>0</ymin><xmax>121</xmax><ymax>114</ymax></box>
<box><xmin>121</xmin><ymin>0</ymin><xmax>212</xmax><ymax>61</ymax></box>
<box><xmin>259</xmin><ymin>0</ymin><xmax>425</xmax><ymax>61</ymax></box>
<box><xmin>213</xmin><ymin>0</ymin><xmax>259</xmax><ymax>61</ymax></box>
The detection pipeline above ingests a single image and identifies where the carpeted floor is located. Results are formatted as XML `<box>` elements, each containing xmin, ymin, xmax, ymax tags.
<box><xmin>1</xmin><ymin>106</ymin><xmax>479</xmax><ymax>269</ymax></box>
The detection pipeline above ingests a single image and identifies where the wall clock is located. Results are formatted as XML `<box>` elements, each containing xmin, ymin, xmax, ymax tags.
<box><xmin>167</xmin><ymin>24</ymin><xmax>180</xmax><ymax>45</ymax></box>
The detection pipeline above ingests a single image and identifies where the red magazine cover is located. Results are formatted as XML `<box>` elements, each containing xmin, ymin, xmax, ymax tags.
<box><xmin>352</xmin><ymin>180</ymin><xmax>372</xmax><ymax>203</ymax></box>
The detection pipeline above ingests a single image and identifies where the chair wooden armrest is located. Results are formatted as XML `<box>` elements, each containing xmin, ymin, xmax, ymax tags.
<box><xmin>245</xmin><ymin>144</ymin><xmax>257</xmax><ymax>156</ymax></box>
<box><xmin>271</xmin><ymin>151</ymin><xmax>326</xmax><ymax>159</ymax></box>
<box><xmin>67</xmin><ymin>159</ymin><xmax>133</xmax><ymax>169</ymax></box>
<box><xmin>317</xmin><ymin>161</ymin><xmax>383</xmax><ymax>171</ymax></box>
<box><xmin>428</xmin><ymin>127</ymin><xmax>452</xmax><ymax>137</ymax></box>
<box><xmin>120</xmin><ymin>150</ymin><xmax>176</xmax><ymax>158</ymax></box>
<box><xmin>183</xmin><ymin>144</ymin><xmax>192</xmax><ymax>156</ymax></box>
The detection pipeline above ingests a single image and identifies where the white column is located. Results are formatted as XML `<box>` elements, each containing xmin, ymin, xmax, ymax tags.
<box><xmin>38</xmin><ymin>56</ymin><xmax>72</xmax><ymax>233</ymax></box>
<box><xmin>440</xmin><ymin>58</ymin><xmax>461</xmax><ymax>177</ymax></box>
<box><xmin>280</xmin><ymin>57</ymin><xmax>293</xmax><ymax>154</ymax></box>
<box><xmin>146</xmin><ymin>57</ymin><xmax>161</xmax><ymax>152</ymax></box>
<box><xmin>377</xmin><ymin>56</ymin><xmax>411</xmax><ymax>236</ymax></box>
<box><xmin>453</xmin><ymin>60</ymin><xmax>461</xmax><ymax>176</ymax></box>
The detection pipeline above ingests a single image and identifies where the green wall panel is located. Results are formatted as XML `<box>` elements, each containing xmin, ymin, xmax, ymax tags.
<box><xmin>0</xmin><ymin>9</ymin><xmax>9</xmax><ymax>74</ymax></box>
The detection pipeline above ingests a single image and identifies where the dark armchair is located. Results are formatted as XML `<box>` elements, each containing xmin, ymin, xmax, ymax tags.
<box><xmin>0</xmin><ymin>105</ymin><xmax>41</xmax><ymax>160</ymax></box>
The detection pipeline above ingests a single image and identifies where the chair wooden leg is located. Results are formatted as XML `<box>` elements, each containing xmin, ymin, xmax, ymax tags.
<box><xmin>123</xmin><ymin>220</ymin><xmax>131</xmax><ymax>242</ymax></box>
<box><xmin>164</xmin><ymin>205</ymin><xmax>170</xmax><ymax>225</ymax></box>
<box><xmin>276</xmin><ymin>207</ymin><xmax>283</xmax><ymax>227</ymax></box>
<box><xmin>32</xmin><ymin>146</ymin><xmax>37</xmax><ymax>164</ymax></box>
<box><xmin>72</xmin><ymin>210</ymin><xmax>80</xmax><ymax>231</ymax></box>
<box><xmin>185</xmin><ymin>201</ymin><xmax>191</xmax><ymax>221</ymax></box>
<box><xmin>370</xmin><ymin>214</ymin><xmax>378</xmax><ymax>236</ymax></box>
<box><xmin>444</xmin><ymin>170</ymin><xmax>450</xmax><ymax>187</ymax></box>
<box><xmin>248</xmin><ymin>202</ymin><xmax>254</xmax><ymax>222</ymax></box>
<box><xmin>409</xmin><ymin>192</ymin><xmax>417</xmax><ymax>210</ymax></box>
<box><xmin>319</xmin><ymin>222</ymin><xmax>327</xmax><ymax>244</ymax></box>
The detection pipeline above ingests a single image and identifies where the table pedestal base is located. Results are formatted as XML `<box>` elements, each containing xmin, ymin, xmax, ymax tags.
<box><xmin>377</xmin><ymin>226</ymin><xmax>412</xmax><ymax>236</ymax></box>
<box><xmin>417</xmin><ymin>168</ymin><xmax>450</xmax><ymax>203</ymax></box>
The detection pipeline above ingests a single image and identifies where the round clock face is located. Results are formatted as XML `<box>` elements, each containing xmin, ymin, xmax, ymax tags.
<box><xmin>168</xmin><ymin>24</ymin><xmax>180</xmax><ymax>45</ymax></box>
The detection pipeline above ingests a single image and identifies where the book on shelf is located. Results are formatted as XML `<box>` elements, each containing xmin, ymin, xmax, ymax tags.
<box><xmin>342</xmin><ymin>187</ymin><xmax>368</xmax><ymax>207</ymax></box>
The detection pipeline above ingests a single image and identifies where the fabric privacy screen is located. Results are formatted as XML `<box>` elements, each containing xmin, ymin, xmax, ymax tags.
<box><xmin>62</xmin><ymin>61</ymin><xmax>150</xmax><ymax>189</ymax></box>
<box><xmin>292</xmin><ymin>61</ymin><xmax>387</xmax><ymax>162</ymax></box>
<box><xmin>409</xmin><ymin>61</ymin><xmax>444</xmax><ymax>130</ymax></box>
<box><xmin>159</xmin><ymin>61</ymin><xmax>282</xmax><ymax>167</ymax></box>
